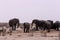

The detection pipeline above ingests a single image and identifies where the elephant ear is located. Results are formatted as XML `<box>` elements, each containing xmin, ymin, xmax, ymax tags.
<box><xmin>31</xmin><ymin>23</ymin><xmax>36</xmax><ymax>30</ymax></box>
<box><xmin>45</xmin><ymin>21</ymin><xmax>51</xmax><ymax>25</ymax></box>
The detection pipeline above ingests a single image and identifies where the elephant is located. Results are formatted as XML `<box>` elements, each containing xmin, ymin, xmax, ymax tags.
<box><xmin>53</xmin><ymin>21</ymin><xmax>60</xmax><ymax>31</ymax></box>
<box><xmin>31</xmin><ymin>19</ymin><xmax>45</xmax><ymax>31</ymax></box>
<box><xmin>9</xmin><ymin>18</ymin><xmax>20</xmax><ymax>31</ymax></box>
<box><xmin>23</xmin><ymin>22</ymin><xmax>30</xmax><ymax>33</ymax></box>
<box><xmin>43</xmin><ymin>20</ymin><xmax>52</xmax><ymax>32</ymax></box>
<box><xmin>47</xmin><ymin>20</ymin><xmax>53</xmax><ymax>29</ymax></box>
<box><xmin>31</xmin><ymin>19</ymin><xmax>52</xmax><ymax>32</ymax></box>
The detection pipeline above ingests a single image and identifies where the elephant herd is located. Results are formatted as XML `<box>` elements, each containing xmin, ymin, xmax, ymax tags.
<box><xmin>9</xmin><ymin>18</ymin><xmax>60</xmax><ymax>33</ymax></box>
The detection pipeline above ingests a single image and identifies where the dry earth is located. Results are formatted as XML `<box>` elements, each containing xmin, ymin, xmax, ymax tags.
<box><xmin>0</xmin><ymin>28</ymin><xmax>60</xmax><ymax>40</ymax></box>
<box><xmin>0</xmin><ymin>23</ymin><xmax>59</xmax><ymax>40</ymax></box>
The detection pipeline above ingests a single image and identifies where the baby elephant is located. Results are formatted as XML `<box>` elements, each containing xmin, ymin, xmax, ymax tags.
<box><xmin>23</xmin><ymin>22</ymin><xmax>30</xmax><ymax>33</ymax></box>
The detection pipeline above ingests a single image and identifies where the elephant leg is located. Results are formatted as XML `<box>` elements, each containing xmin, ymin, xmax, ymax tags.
<box><xmin>24</xmin><ymin>27</ymin><xmax>26</xmax><ymax>33</ymax></box>
<box><xmin>12</xmin><ymin>26</ymin><xmax>14</xmax><ymax>30</ymax></box>
<box><xmin>43</xmin><ymin>27</ymin><xmax>45</xmax><ymax>31</ymax></box>
<box><xmin>47</xmin><ymin>29</ymin><xmax>50</xmax><ymax>32</ymax></box>
<box><xmin>14</xmin><ymin>26</ymin><xmax>16</xmax><ymax>30</ymax></box>
<box><xmin>39</xmin><ymin>26</ymin><xmax>42</xmax><ymax>30</ymax></box>
<box><xmin>53</xmin><ymin>27</ymin><xmax>56</xmax><ymax>30</ymax></box>
<box><xmin>27</xmin><ymin>27</ymin><xmax>30</xmax><ymax>33</ymax></box>
<box><xmin>43</xmin><ymin>26</ymin><xmax>46</xmax><ymax>31</ymax></box>
<box><xmin>47</xmin><ymin>27</ymin><xmax>50</xmax><ymax>32</ymax></box>
<box><xmin>56</xmin><ymin>27</ymin><xmax>59</xmax><ymax>31</ymax></box>
<box><xmin>12</xmin><ymin>25</ymin><xmax>16</xmax><ymax>31</ymax></box>
<box><xmin>36</xmin><ymin>25</ymin><xmax>39</xmax><ymax>31</ymax></box>
<box><xmin>24</xmin><ymin>28</ymin><xmax>25</xmax><ymax>33</ymax></box>
<box><xmin>26</xmin><ymin>28</ymin><xmax>28</xmax><ymax>33</ymax></box>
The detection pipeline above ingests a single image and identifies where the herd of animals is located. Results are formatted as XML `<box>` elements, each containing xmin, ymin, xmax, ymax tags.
<box><xmin>8</xmin><ymin>18</ymin><xmax>60</xmax><ymax>33</ymax></box>
<box><xmin>0</xmin><ymin>18</ymin><xmax>60</xmax><ymax>36</ymax></box>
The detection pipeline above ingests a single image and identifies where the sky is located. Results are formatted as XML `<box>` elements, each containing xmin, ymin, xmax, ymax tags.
<box><xmin>0</xmin><ymin>0</ymin><xmax>60</xmax><ymax>23</ymax></box>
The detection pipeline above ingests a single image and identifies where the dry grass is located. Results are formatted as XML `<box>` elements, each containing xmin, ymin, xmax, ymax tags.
<box><xmin>0</xmin><ymin>29</ymin><xmax>60</xmax><ymax>40</ymax></box>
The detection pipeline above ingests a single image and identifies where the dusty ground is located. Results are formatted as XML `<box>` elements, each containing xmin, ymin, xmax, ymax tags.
<box><xmin>0</xmin><ymin>28</ymin><xmax>60</xmax><ymax>40</ymax></box>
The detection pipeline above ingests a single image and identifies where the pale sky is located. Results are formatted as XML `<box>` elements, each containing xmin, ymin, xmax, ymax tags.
<box><xmin>0</xmin><ymin>0</ymin><xmax>60</xmax><ymax>23</ymax></box>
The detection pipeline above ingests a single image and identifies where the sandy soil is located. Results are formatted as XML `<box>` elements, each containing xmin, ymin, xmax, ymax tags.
<box><xmin>0</xmin><ymin>28</ymin><xmax>60</xmax><ymax>40</ymax></box>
